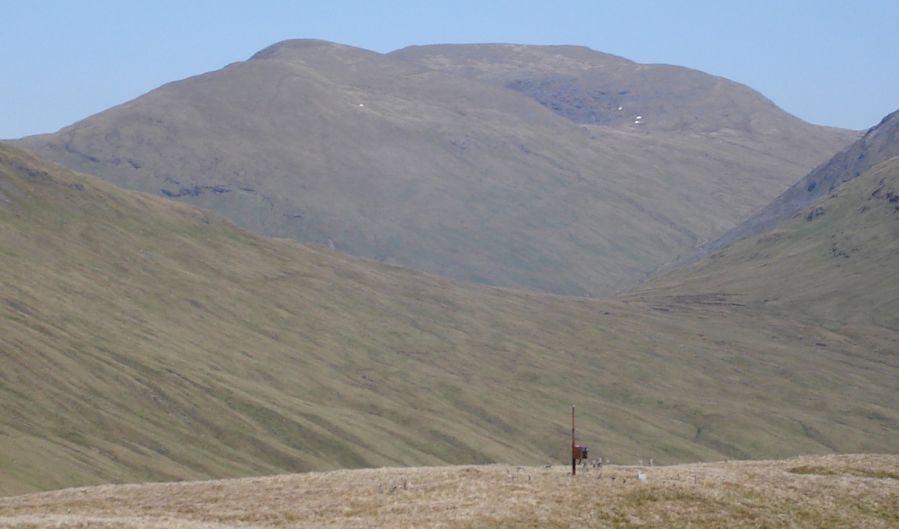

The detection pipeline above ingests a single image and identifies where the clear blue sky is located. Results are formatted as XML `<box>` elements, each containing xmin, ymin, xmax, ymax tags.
<box><xmin>2</xmin><ymin>0</ymin><xmax>897</xmax><ymax>139</ymax></box>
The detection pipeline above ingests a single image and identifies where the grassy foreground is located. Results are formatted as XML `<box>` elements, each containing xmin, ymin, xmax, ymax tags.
<box><xmin>0</xmin><ymin>454</ymin><xmax>896</xmax><ymax>528</ymax></box>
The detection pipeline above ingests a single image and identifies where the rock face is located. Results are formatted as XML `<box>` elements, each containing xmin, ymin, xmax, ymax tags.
<box><xmin>702</xmin><ymin>109</ymin><xmax>899</xmax><ymax>255</ymax></box>
<box><xmin>14</xmin><ymin>40</ymin><xmax>856</xmax><ymax>296</ymax></box>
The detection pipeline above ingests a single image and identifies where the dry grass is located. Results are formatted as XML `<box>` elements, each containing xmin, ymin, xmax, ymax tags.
<box><xmin>0</xmin><ymin>455</ymin><xmax>896</xmax><ymax>528</ymax></box>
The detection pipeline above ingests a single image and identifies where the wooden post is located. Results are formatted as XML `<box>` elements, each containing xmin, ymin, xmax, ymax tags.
<box><xmin>571</xmin><ymin>405</ymin><xmax>576</xmax><ymax>476</ymax></box>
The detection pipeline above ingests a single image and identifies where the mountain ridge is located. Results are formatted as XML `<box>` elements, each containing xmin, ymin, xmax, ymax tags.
<box><xmin>390</xmin><ymin>43</ymin><xmax>854</xmax><ymax>143</ymax></box>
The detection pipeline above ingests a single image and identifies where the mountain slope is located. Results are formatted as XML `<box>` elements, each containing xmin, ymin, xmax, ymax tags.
<box><xmin>13</xmin><ymin>40</ymin><xmax>855</xmax><ymax>296</ymax></box>
<box><xmin>635</xmin><ymin>154</ymin><xmax>899</xmax><ymax>330</ymax></box>
<box><xmin>703</xmin><ymin>108</ymin><xmax>899</xmax><ymax>254</ymax></box>
<box><xmin>1</xmin><ymin>144</ymin><xmax>895</xmax><ymax>495</ymax></box>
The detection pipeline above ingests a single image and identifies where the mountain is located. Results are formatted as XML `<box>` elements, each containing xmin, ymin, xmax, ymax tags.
<box><xmin>702</xmin><ymin>108</ymin><xmax>899</xmax><ymax>254</ymax></box>
<box><xmin>13</xmin><ymin>40</ymin><xmax>856</xmax><ymax>296</ymax></box>
<box><xmin>1</xmin><ymin>144</ymin><xmax>895</xmax><ymax>495</ymax></box>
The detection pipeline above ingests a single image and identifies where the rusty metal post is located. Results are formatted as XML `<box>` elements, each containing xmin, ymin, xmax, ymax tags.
<box><xmin>571</xmin><ymin>405</ymin><xmax>576</xmax><ymax>476</ymax></box>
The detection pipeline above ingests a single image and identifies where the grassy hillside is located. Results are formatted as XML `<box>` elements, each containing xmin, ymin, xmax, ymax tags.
<box><xmin>703</xmin><ymin>108</ymin><xmax>899</xmax><ymax>255</ymax></box>
<box><xmin>14</xmin><ymin>40</ymin><xmax>855</xmax><ymax>296</ymax></box>
<box><xmin>0</xmin><ymin>144</ymin><xmax>895</xmax><ymax>496</ymax></box>
<box><xmin>636</xmin><ymin>155</ymin><xmax>899</xmax><ymax>330</ymax></box>
<box><xmin>1</xmin><ymin>455</ymin><xmax>896</xmax><ymax>528</ymax></box>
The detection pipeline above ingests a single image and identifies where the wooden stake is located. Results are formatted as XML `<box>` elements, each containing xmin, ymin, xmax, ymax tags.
<box><xmin>571</xmin><ymin>404</ymin><xmax>576</xmax><ymax>476</ymax></box>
